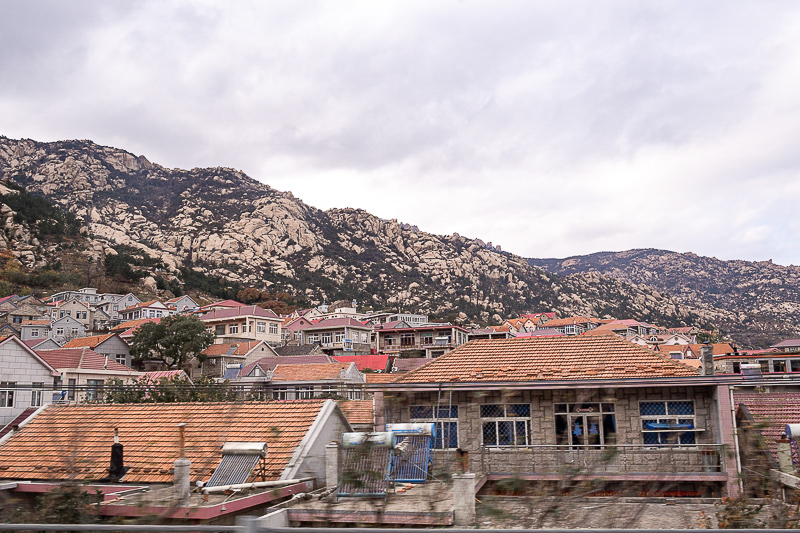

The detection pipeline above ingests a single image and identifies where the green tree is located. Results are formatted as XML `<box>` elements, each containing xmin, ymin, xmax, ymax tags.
<box><xmin>130</xmin><ymin>315</ymin><xmax>213</xmax><ymax>369</ymax></box>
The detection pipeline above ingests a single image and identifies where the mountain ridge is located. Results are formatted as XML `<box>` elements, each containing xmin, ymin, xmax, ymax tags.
<box><xmin>529</xmin><ymin>249</ymin><xmax>800</xmax><ymax>346</ymax></box>
<box><xmin>0</xmin><ymin>135</ymin><xmax>749</xmax><ymax>334</ymax></box>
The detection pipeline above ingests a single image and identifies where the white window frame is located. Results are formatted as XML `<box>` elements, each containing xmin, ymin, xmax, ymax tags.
<box><xmin>31</xmin><ymin>382</ymin><xmax>43</xmax><ymax>407</ymax></box>
<box><xmin>257</xmin><ymin>322</ymin><xmax>266</xmax><ymax>333</ymax></box>
<box><xmin>480</xmin><ymin>404</ymin><xmax>531</xmax><ymax>446</ymax></box>
<box><xmin>31</xmin><ymin>328</ymin><xmax>39</xmax><ymax>338</ymax></box>
<box><xmin>0</xmin><ymin>382</ymin><xmax>15</xmax><ymax>408</ymax></box>
<box><xmin>229</xmin><ymin>324</ymin><xmax>239</xmax><ymax>334</ymax></box>
<box><xmin>269</xmin><ymin>323</ymin><xmax>278</xmax><ymax>335</ymax></box>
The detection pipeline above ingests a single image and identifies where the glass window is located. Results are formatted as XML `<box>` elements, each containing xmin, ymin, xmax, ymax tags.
<box><xmin>31</xmin><ymin>382</ymin><xmax>43</xmax><ymax>407</ymax></box>
<box><xmin>269</xmin><ymin>323</ymin><xmax>278</xmax><ymax>335</ymax></box>
<box><xmin>321</xmin><ymin>333</ymin><xmax>332</xmax><ymax>344</ymax></box>
<box><xmin>229</xmin><ymin>324</ymin><xmax>239</xmax><ymax>334</ymax></box>
<box><xmin>0</xmin><ymin>382</ymin><xmax>15</xmax><ymax>407</ymax></box>
<box><xmin>86</xmin><ymin>379</ymin><xmax>104</xmax><ymax>401</ymax></box>
<box><xmin>410</xmin><ymin>404</ymin><xmax>459</xmax><ymax>448</ymax></box>
<box><xmin>481</xmin><ymin>404</ymin><xmax>531</xmax><ymax>446</ymax></box>
<box><xmin>640</xmin><ymin>401</ymin><xmax>696</xmax><ymax>445</ymax></box>
<box><xmin>554</xmin><ymin>403</ymin><xmax>616</xmax><ymax>447</ymax></box>
<box><xmin>257</xmin><ymin>322</ymin><xmax>266</xmax><ymax>333</ymax></box>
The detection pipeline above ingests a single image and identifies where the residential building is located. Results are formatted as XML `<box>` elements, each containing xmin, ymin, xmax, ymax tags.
<box><xmin>94</xmin><ymin>292</ymin><xmax>142</xmax><ymax>322</ymax></box>
<box><xmin>260</xmin><ymin>362</ymin><xmax>365</xmax><ymax>400</ymax></box>
<box><xmin>196</xmin><ymin>299</ymin><xmax>247</xmax><ymax>313</ymax></box>
<box><xmin>0</xmin><ymin>335</ymin><xmax>59</xmax><ymax>427</ymax></box>
<box><xmin>49</xmin><ymin>316</ymin><xmax>87</xmax><ymax>344</ymax></box>
<box><xmin>371</xmin><ymin>335</ymin><xmax>741</xmax><ymax>497</ymax></box>
<box><xmin>35</xmin><ymin>348</ymin><xmax>141</xmax><ymax>403</ymax></box>
<box><xmin>19</xmin><ymin>320</ymin><xmax>51</xmax><ymax>342</ymax></box>
<box><xmin>60</xmin><ymin>333</ymin><xmax>131</xmax><ymax>367</ymax></box>
<box><xmin>45</xmin><ymin>287</ymin><xmax>102</xmax><ymax>305</ymax></box>
<box><xmin>282</xmin><ymin>316</ymin><xmax>315</xmax><ymax>344</ymax></box>
<box><xmin>300</xmin><ymin>317</ymin><xmax>373</xmax><ymax>355</ymax></box>
<box><xmin>118</xmin><ymin>300</ymin><xmax>176</xmax><ymax>321</ymax></box>
<box><xmin>199</xmin><ymin>305</ymin><xmax>282</xmax><ymax>345</ymax></box>
<box><xmin>363</xmin><ymin>311</ymin><xmax>428</xmax><ymax>326</ymax></box>
<box><xmin>47</xmin><ymin>299</ymin><xmax>99</xmax><ymax>331</ymax></box>
<box><xmin>165</xmin><ymin>295</ymin><xmax>199</xmax><ymax>313</ymax></box>
<box><xmin>197</xmin><ymin>340</ymin><xmax>278</xmax><ymax>378</ymax></box>
<box><xmin>374</xmin><ymin>321</ymin><xmax>469</xmax><ymax>358</ymax></box>
<box><xmin>539</xmin><ymin>316</ymin><xmax>602</xmax><ymax>335</ymax></box>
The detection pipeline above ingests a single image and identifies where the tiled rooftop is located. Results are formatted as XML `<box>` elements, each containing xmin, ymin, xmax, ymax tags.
<box><xmin>0</xmin><ymin>401</ymin><xmax>330</xmax><ymax>483</ymax></box>
<box><xmin>337</xmin><ymin>399</ymin><xmax>374</xmax><ymax>426</ymax></box>
<box><xmin>241</xmin><ymin>355</ymin><xmax>332</xmax><ymax>377</ymax></box>
<box><xmin>392</xmin><ymin>335</ymin><xmax>699</xmax><ymax>384</ymax></box>
<box><xmin>365</xmin><ymin>373</ymin><xmax>398</xmax><ymax>384</ymax></box>
<box><xmin>332</xmin><ymin>355</ymin><xmax>390</xmax><ymax>371</ymax></box>
<box><xmin>271</xmin><ymin>363</ymin><xmax>350</xmax><ymax>381</ymax></box>
<box><xmin>35</xmin><ymin>348</ymin><xmax>134</xmax><ymax>372</ymax></box>
<box><xmin>735</xmin><ymin>392</ymin><xmax>800</xmax><ymax>462</ymax></box>
<box><xmin>61</xmin><ymin>333</ymin><xmax>118</xmax><ymax>349</ymax></box>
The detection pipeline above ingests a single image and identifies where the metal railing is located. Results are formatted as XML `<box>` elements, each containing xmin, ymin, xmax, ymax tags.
<box><xmin>477</xmin><ymin>443</ymin><xmax>725</xmax><ymax>475</ymax></box>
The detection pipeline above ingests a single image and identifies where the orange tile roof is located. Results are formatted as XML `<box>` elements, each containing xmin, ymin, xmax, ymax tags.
<box><xmin>61</xmin><ymin>333</ymin><xmax>118</xmax><ymax>349</ymax></box>
<box><xmin>271</xmin><ymin>363</ymin><xmax>349</xmax><ymax>382</ymax></box>
<box><xmin>35</xmin><ymin>348</ymin><xmax>134</xmax><ymax>372</ymax></box>
<box><xmin>0</xmin><ymin>401</ymin><xmax>330</xmax><ymax>483</ymax></box>
<box><xmin>121</xmin><ymin>299</ymin><xmax>161</xmax><ymax>311</ymax></box>
<box><xmin>111</xmin><ymin>318</ymin><xmax>157</xmax><ymax>333</ymax></box>
<box><xmin>365</xmin><ymin>373</ymin><xmax>398</xmax><ymax>384</ymax></box>
<box><xmin>21</xmin><ymin>320</ymin><xmax>50</xmax><ymax>326</ymax></box>
<box><xmin>687</xmin><ymin>343</ymin><xmax>735</xmax><ymax>356</ymax></box>
<box><xmin>337</xmin><ymin>400</ymin><xmax>374</xmax><ymax>425</ymax></box>
<box><xmin>392</xmin><ymin>335</ymin><xmax>699</xmax><ymax>384</ymax></box>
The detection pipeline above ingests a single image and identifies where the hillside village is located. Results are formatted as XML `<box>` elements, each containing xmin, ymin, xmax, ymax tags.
<box><xmin>2</xmin><ymin>284</ymin><xmax>800</xmax><ymax>526</ymax></box>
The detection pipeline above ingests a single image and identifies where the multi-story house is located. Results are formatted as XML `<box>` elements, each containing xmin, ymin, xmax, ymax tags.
<box><xmin>371</xmin><ymin>334</ymin><xmax>742</xmax><ymax>498</ymax></box>
<box><xmin>363</xmin><ymin>311</ymin><xmax>429</xmax><ymax>326</ymax></box>
<box><xmin>118</xmin><ymin>300</ymin><xmax>176</xmax><ymax>322</ymax></box>
<box><xmin>199</xmin><ymin>305</ymin><xmax>282</xmax><ymax>346</ymax></box>
<box><xmin>94</xmin><ymin>293</ymin><xmax>142</xmax><ymax>323</ymax></box>
<box><xmin>60</xmin><ymin>333</ymin><xmax>131</xmax><ymax>367</ymax></box>
<box><xmin>165</xmin><ymin>295</ymin><xmax>199</xmax><ymax>313</ymax></box>
<box><xmin>49</xmin><ymin>316</ymin><xmax>87</xmax><ymax>344</ymax></box>
<box><xmin>300</xmin><ymin>317</ymin><xmax>373</xmax><ymax>355</ymax></box>
<box><xmin>282</xmin><ymin>316</ymin><xmax>315</xmax><ymax>344</ymax></box>
<box><xmin>47</xmin><ymin>299</ymin><xmax>95</xmax><ymax>331</ymax></box>
<box><xmin>374</xmin><ymin>321</ymin><xmax>469</xmax><ymax>358</ymax></box>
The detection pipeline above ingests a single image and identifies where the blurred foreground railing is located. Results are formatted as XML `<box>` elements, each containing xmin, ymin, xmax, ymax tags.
<box><xmin>478</xmin><ymin>443</ymin><xmax>725</xmax><ymax>475</ymax></box>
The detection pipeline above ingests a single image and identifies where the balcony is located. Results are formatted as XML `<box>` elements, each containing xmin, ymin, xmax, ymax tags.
<box><xmin>471</xmin><ymin>444</ymin><xmax>726</xmax><ymax>480</ymax></box>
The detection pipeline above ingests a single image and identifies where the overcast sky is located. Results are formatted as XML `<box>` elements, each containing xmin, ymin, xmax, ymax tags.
<box><xmin>2</xmin><ymin>1</ymin><xmax>800</xmax><ymax>265</ymax></box>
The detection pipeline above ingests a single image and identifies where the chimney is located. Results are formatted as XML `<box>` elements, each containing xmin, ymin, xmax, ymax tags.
<box><xmin>174</xmin><ymin>423</ymin><xmax>191</xmax><ymax>506</ymax></box>
<box><xmin>99</xmin><ymin>428</ymin><xmax>127</xmax><ymax>482</ymax></box>
<box><xmin>700</xmin><ymin>344</ymin><xmax>714</xmax><ymax>376</ymax></box>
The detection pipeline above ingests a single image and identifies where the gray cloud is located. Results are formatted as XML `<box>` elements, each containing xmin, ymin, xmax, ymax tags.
<box><xmin>2</xmin><ymin>1</ymin><xmax>800</xmax><ymax>264</ymax></box>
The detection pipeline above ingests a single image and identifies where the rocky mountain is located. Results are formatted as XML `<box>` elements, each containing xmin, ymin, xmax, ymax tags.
<box><xmin>0</xmin><ymin>136</ymin><xmax>708</xmax><ymax>327</ymax></box>
<box><xmin>530</xmin><ymin>250</ymin><xmax>800</xmax><ymax>346</ymax></box>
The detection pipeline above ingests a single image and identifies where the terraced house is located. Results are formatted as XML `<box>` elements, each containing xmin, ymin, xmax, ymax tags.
<box><xmin>372</xmin><ymin>335</ymin><xmax>741</xmax><ymax>498</ymax></box>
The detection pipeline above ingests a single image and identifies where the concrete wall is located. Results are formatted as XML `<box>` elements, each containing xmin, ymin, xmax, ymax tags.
<box><xmin>286</xmin><ymin>405</ymin><xmax>352</xmax><ymax>487</ymax></box>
